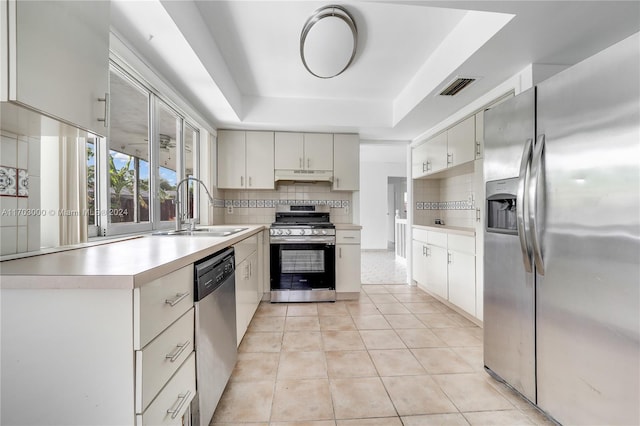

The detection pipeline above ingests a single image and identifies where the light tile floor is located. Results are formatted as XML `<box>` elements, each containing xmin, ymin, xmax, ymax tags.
<box><xmin>211</xmin><ymin>285</ymin><xmax>554</xmax><ymax>426</ymax></box>
<box><xmin>361</xmin><ymin>250</ymin><xmax>407</xmax><ymax>285</ymax></box>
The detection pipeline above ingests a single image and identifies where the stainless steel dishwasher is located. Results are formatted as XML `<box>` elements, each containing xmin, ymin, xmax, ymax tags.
<box><xmin>191</xmin><ymin>247</ymin><xmax>237</xmax><ymax>426</ymax></box>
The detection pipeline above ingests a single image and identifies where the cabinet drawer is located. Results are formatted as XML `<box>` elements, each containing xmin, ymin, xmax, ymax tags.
<box><xmin>234</xmin><ymin>234</ymin><xmax>258</xmax><ymax>265</ymax></box>
<box><xmin>136</xmin><ymin>308</ymin><xmax>194</xmax><ymax>413</ymax></box>
<box><xmin>427</xmin><ymin>231</ymin><xmax>447</xmax><ymax>248</ymax></box>
<box><xmin>135</xmin><ymin>266</ymin><xmax>194</xmax><ymax>349</ymax></box>
<box><xmin>448</xmin><ymin>234</ymin><xmax>475</xmax><ymax>254</ymax></box>
<box><xmin>137</xmin><ymin>352</ymin><xmax>196</xmax><ymax>426</ymax></box>
<box><xmin>336</xmin><ymin>230</ymin><xmax>361</xmax><ymax>244</ymax></box>
<box><xmin>413</xmin><ymin>228</ymin><xmax>428</xmax><ymax>243</ymax></box>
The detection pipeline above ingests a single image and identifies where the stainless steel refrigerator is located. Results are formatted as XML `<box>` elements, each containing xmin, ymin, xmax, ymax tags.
<box><xmin>483</xmin><ymin>32</ymin><xmax>639</xmax><ymax>425</ymax></box>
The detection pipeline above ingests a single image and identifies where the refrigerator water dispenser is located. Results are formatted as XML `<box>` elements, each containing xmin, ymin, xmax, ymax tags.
<box><xmin>486</xmin><ymin>178</ymin><xmax>518</xmax><ymax>234</ymax></box>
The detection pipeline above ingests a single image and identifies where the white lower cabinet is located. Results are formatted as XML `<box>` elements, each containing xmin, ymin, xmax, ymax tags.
<box><xmin>425</xmin><ymin>244</ymin><xmax>448</xmax><ymax>300</ymax></box>
<box><xmin>135</xmin><ymin>309</ymin><xmax>194</xmax><ymax>413</ymax></box>
<box><xmin>412</xmin><ymin>239</ymin><xmax>427</xmax><ymax>286</ymax></box>
<box><xmin>336</xmin><ymin>229</ymin><xmax>361</xmax><ymax>298</ymax></box>
<box><xmin>136</xmin><ymin>353</ymin><xmax>196</xmax><ymax>426</ymax></box>
<box><xmin>447</xmin><ymin>249</ymin><xmax>476</xmax><ymax>316</ymax></box>
<box><xmin>412</xmin><ymin>227</ymin><xmax>479</xmax><ymax>319</ymax></box>
<box><xmin>234</xmin><ymin>234</ymin><xmax>260</xmax><ymax>345</ymax></box>
<box><xmin>1</xmin><ymin>266</ymin><xmax>197</xmax><ymax>425</ymax></box>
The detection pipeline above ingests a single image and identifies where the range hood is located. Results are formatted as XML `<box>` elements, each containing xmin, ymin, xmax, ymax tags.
<box><xmin>274</xmin><ymin>169</ymin><xmax>333</xmax><ymax>183</ymax></box>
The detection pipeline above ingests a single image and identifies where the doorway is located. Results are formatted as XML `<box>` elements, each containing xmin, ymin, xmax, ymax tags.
<box><xmin>387</xmin><ymin>177</ymin><xmax>407</xmax><ymax>250</ymax></box>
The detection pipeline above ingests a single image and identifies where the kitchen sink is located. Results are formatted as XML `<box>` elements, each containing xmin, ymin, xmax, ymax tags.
<box><xmin>153</xmin><ymin>227</ymin><xmax>248</xmax><ymax>237</ymax></box>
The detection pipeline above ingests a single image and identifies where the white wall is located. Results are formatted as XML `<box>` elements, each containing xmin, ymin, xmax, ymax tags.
<box><xmin>359</xmin><ymin>144</ymin><xmax>408</xmax><ymax>250</ymax></box>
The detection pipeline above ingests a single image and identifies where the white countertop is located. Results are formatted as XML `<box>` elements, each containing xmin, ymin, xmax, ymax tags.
<box><xmin>334</xmin><ymin>223</ymin><xmax>362</xmax><ymax>230</ymax></box>
<box><xmin>0</xmin><ymin>225</ymin><xmax>266</xmax><ymax>290</ymax></box>
<box><xmin>413</xmin><ymin>224</ymin><xmax>475</xmax><ymax>237</ymax></box>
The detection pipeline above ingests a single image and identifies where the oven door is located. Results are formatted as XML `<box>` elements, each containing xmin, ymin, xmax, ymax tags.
<box><xmin>270</xmin><ymin>240</ymin><xmax>336</xmax><ymax>302</ymax></box>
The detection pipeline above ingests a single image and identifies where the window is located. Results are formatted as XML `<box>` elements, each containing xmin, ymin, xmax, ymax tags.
<box><xmin>86</xmin><ymin>135</ymin><xmax>101</xmax><ymax>238</ymax></box>
<box><xmin>157</xmin><ymin>102</ymin><xmax>179</xmax><ymax>223</ymax></box>
<box><xmin>107</xmin><ymin>68</ymin><xmax>150</xmax><ymax>227</ymax></box>
<box><xmin>87</xmin><ymin>138</ymin><xmax>97</xmax><ymax>226</ymax></box>
<box><xmin>184</xmin><ymin>123</ymin><xmax>199</xmax><ymax>222</ymax></box>
<box><xmin>87</xmin><ymin>63</ymin><xmax>202</xmax><ymax>237</ymax></box>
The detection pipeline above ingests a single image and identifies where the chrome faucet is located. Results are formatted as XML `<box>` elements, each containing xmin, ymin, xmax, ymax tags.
<box><xmin>175</xmin><ymin>177</ymin><xmax>215</xmax><ymax>231</ymax></box>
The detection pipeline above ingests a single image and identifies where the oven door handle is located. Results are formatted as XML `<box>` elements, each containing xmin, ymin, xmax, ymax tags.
<box><xmin>270</xmin><ymin>237</ymin><xmax>335</xmax><ymax>245</ymax></box>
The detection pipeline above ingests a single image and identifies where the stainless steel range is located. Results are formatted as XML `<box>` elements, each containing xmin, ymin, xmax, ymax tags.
<box><xmin>270</xmin><ymin>205</ymin><xmax>336</xmax><ymax>302</ymax></box>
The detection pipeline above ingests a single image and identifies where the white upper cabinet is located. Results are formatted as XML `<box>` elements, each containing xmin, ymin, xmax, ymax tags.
<box><xmin>245</xmin><ymin>131</ymin><xmax>275</xmax><ymax>189</ymax></box>
<box><xmin>2</xmin><ymin>0</ymin><xmax>110</xmax><ymax>136</ymax></box>
<box><xmin>412</xmin><ymin>115</ymin><xmax>477</xmax><ymax>178</ymax></box>
<box><xmin>303</xmin><ymin>133</ymin><xmax>333</xmax><ymax>170</ymax></box>
<box><xmin>447</xmin><ymin>115</ymin><xmax>476</xmax><ymax>167</ymax></box>
<box><xmin>411</xmin><ymin>142</ymin><xmax>429</xmax><ymax>179</ymax></box>
<box><xmin>274</xmin><ymin>132</ymin><xmax>304</xmax><ymax>169</ymax></box>
<box><xmin>475</xmin><ymin>110</ymin><xmax>484</xmax><ymax>159</ymax></box>
<box><xmin>275</xmin><ymin>132</ymin><xmax>333</xmax><ymax>171</ymax></box>
<box><xmin>218</xmin><ymin>130</ymin><xmax>275</xmax><ymax>189</ymax></box>
<box><xmin>427</xmin><ymin>131</ymin><xmax>449</xmax><ymax>174</ymax></box>
<box><xmin>218</xmin><ymin>130</ymin><xmax>246</xmax><ymax>189</ymax></box>
<box><xmin>333</xmin><ymin>133</ymin><xmax>359</xmax><ymax>190</ymax></box>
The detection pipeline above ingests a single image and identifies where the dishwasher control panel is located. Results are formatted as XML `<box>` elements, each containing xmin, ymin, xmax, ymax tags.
<box><xmin>194</xmin><ymin>248</ymin><xmax>235</xmax><ymax>301</ymax></box>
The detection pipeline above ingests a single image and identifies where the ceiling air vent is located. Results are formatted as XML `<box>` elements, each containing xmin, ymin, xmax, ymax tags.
<box><xmin>439</xmin><ymin>77</ymin><xmax>476</xmax><ymax>96</ymax></box>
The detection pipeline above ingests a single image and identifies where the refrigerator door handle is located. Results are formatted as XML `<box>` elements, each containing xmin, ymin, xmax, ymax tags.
<box><xmin>529</xmin><ymin>134</ymin><xmax>545</xmax><ymax>275</ymax></box>
<box><xmin>517</xmin><ymin>138</ymin><xmax>533</xmax><ymax>273</ymax></box>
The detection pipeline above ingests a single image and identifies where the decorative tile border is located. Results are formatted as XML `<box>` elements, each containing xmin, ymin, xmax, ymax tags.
<box><xmin>416</xmin><ymin>200</ymin><xmax>474</xmax><ymax>210</ymax></box>
<box><xmin>0</xmin><ymin>165</ymin><xmax>28</xmax><ymax>197</ymax></box>
<box><xmin>216</xmin><ymin>199</ymin><xmax>350</xmax><ymax>209</ymax></box>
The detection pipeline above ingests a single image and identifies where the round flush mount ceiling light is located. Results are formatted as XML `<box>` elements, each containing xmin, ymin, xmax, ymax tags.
<box><xmin>300</xmin><ymin>5</ymin><xmax>358</xmax><ymax>79</ymax></box>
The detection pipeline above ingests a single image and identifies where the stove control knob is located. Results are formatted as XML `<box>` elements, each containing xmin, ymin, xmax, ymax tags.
<box><xmin>285</xmin><ymin>229</ymin><xmax>291</xmax><ymax>236</ymax></box>
<box><xmin>312</xmin><ymin>229</ymin><xmax>319</xmax><ymax>235</ymax></box>
<box><xmin>322</xmin><ymin>230</ymin><xmax>327</xmax><ymax>235</ymax></box>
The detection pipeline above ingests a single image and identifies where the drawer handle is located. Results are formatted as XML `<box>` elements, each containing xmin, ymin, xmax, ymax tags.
<box><xmin>166</xmin><ymin>390</ymin><xmax>192</xmax><ymax>419</ymax></box>
<box><xmin>165</xmin><ymin>341</ymin><xmax>190</xmax><ymax>363</ymax></box>
<box><xmin>343</xmin><ymin>236</ymin><xmax>356</xmax><ymax>239</ymax></box>
<box><xmin>165</xmin><ymin>292</ymin><xmax>190</xmax><ymax>307</ymax></box>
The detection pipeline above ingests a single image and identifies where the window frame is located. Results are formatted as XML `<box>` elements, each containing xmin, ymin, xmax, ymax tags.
<box><xmin>93</xmin><ymin>61</ymin><xmax>202</xmax><ymax>238</ymax></box>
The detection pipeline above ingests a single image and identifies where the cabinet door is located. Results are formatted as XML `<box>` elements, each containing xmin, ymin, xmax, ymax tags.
<box><xmin>261</xmin><ymin>230</ymin><xmax>270</xmax><ymax>297</ymax></box>
<box><xmin>425</xmin><ymin>245</ymin><xmax>448</xmax><ymax>299</ymax></box>
<box><xmin>411</xmin><ymin>143</ymin><xmax>429</xmax><ymax>178</ymax></box>
<box><xmin>246</xmin><ymin>131</ymin><xmax>274</xmax><ymax>189</ymax></box>
<box><xmin>10</xmin><ymin>1</ymin><xmax>110</xmax><ymax>135</ymax></box>
<box><xmin>247</xmin><ymin>251</ymin><xmax>260</xmax><ymax>319</ymax></box>
<box><xmin>304</xmin><ymin>133</ymin><xmax>333</xmax><ymax>170</ymax></box>
<box><xmin>474</xmin><ymin>161</ymin><xmax>484</xmax><ymax>320</ymax></box>
<box><xmin>275</xmin><ymin>132</ymin><xmax>304</xmax><ymax>169</ymax></box>
<box><xmin>427</xmin><ymin>132</ymin><xmax>448</xmax><ymax>173</ymax></box>
<box><xmin>235</xmin><ymin>258</ymin><xmax>251</xmax><ymax>345</ymax></box>
<box><xmin>333</xmin><ymin>134</ymin><xmax>359</xmax><ymax>190</ymax></box>
<box><xmin>447</xmin><ymin>250</ymin><xmax>476</xmax><ymax>316</ymax></box>
<box><xmin>447</xmin><ymin>116</ymin><xmax>476</xmax><ymax>167</ymax></box>
<box><xmin>217</xmin><ymin>130</ymin><xmax>246</xmax><ymax>189</ymax></box>
<box><xmin>475</xmin><ymin>110</ymin><xmax>484</xmax><ymax>159</ymax></box>
<box><xmin>412</xmin><ymin>240</ymin><xmax>427</xmax><ymax>286</ymax></box>
<box><xmin>336</xmin><ymin>244</ymin><xmax>362</xmax><ymax>293</ymax></box>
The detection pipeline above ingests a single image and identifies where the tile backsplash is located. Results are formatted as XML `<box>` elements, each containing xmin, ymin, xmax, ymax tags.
<box><xmin>1</xmin><ymin>131</ymin><xmax>41</xmax><ymax>255</ymax></box>
<box><xmin>413</xmin><ymin>172</ymin><xmax>476</xmax><ymax>228</ymax></box>
<box><xmin>218</xmin><ymin>183</ymin><xmax>352</xmax><ymax>224</ymax></box>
